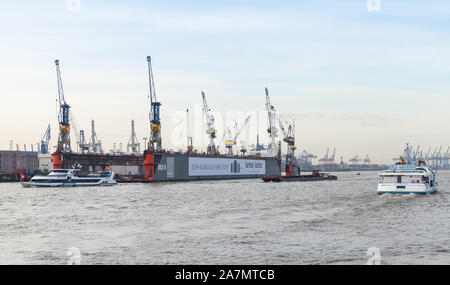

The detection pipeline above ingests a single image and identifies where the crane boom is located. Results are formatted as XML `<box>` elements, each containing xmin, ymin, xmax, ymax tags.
<box><xmin>233</xmin><ymin>116</ymin><xmax>251</xmax><ymax>141</ymax></box>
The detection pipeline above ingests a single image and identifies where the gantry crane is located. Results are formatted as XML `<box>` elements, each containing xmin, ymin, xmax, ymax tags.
<box><xmin>444</xmin><ymin>147</ymin><xmax>450</xmax><ymax>168</ymax></box>
<box><xmin>127</xmin><ymin>120</ymin><xmax>140</xmax><ymax>154</ymax></box>
<box><xmin>201</xmin><ymin>91</ymin><xmax>217</xmax><ymax>154</ymax></box>
<box><xmin>349</xmin><ymin>155</ymin><xmax>361</xmax><ymax>165</ymax></box>
<box><xmin>186</xmin><ymin>109</ymin><xmax>193</xmax><ymax>152</ymax></box>
<box><xmin>146</xmin><ymin>56</ymin><xmax>162</xmax><ymax>152</ymax></box>
<box><xmin>265</xmin><ymin>88</ymin><xmax>278</xmax><ymax>156</ymax></box>
<box><xmin>225</xmin><ymin>115</ymin><xmax>251</xmax><ymax>155</ymax></box>
<box><xmin>89</xmin><ymin>120</ymin><xmax>103</xmax><ymax>153</ymax></box>
<box><xmin>55</xmin><ymin>59</ymin><xmax>71</xmax><ymax>152</ymax></box>
<box><xmin>39</xmin><ymin>124</ymin><xmax>51</xmax><ymax>154</ymax></box>
<box><xmin>330</xmin><ymin>148</ymin><xmax>336</xmax><ymax>164</ymax></box>
<box><xmin>319</xmin><ymin>147</ymin><xmax>330</xmax><ymax>165</ymax></box>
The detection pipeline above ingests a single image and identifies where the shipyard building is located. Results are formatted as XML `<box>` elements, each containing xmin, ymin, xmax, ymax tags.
<box><xmin>0</xmin><ymin>151</ymin><xmax>39</xmax><ymax>173</ymax></box>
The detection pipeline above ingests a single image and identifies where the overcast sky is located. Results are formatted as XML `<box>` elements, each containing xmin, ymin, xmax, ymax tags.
<box><xmin>1</xmin><ymin>0</ymin><xmax>449</xmax><ymax>163</ymax></box>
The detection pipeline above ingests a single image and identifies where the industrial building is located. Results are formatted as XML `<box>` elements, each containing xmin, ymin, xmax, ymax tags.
<box><xmin>0</xmin><ymin>151</ymin><xmax>39</xmax><ymax>173</ymax></box>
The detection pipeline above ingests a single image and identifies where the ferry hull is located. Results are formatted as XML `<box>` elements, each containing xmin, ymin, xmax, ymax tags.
<box><xmin>21</xmin><ymin>181</ymin><xmax>118</xmax><ymax>188</ymax></box>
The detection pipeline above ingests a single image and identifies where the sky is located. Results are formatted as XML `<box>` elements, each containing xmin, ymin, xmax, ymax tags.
<box><xmin>1</xmin><ymin>0</ymin><xmax>450</xmax><ymax>164</ymax></box>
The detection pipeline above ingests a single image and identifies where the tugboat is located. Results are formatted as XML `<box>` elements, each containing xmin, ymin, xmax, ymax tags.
<box><xmin>377</xmin><ymin>144</ymin><xmax>437</xmax><ymax>195</ymax></box>
<box><xmin>21</xmin><ymin>168</ymin><xmax>117</xmax><ymax>188</ymax></box>
<box><xmin>262</xmin><ymin>121</ymin><xmax>337</xmax><ymax>183</ymax></box>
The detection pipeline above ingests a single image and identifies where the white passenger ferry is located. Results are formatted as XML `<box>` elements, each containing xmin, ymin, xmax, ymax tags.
<box><xmin>377</xmin><ymin>162</ymin><xmax>437</xmax><ymax>195</ymax></box>
<box><xmin>21</xmin><ymin>169</ymin><xmax>117</xmax><ymax>188</ymax></box>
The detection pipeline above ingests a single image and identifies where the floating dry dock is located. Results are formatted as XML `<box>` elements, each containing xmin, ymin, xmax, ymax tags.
<box><xmin>53</xmin><ymin>151</ymin><xmax>281</xmax><ymax>182</ymax></box>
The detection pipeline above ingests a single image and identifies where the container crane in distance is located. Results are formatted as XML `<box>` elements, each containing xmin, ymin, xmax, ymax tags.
<box><xmin>146</xmin><ymin>56</ymin><xmax>162</xmax><ymax>152</ymax></box>
<box><xmin>39</xmin><ymin>124</ymin><xmax>51</xmax><ymax>154</ymax></box>
<box><xmin>201</xmin><ymin>91</ymin><xmax>217</xmax><ymax>154</ymax></box>
<box><xmin>127</xmin><ymin>120</ymin><xmax>140</xmax><ymax>155</ymax></box>
<box><xmin>89</xmin><ymin>120</ymin><xmax>103</xmax><ymax>153</ymax></box>
<box><xmin>55</xmin><ymin>59</ymin><xmax>71</xmax><ymax>153</ymax></box>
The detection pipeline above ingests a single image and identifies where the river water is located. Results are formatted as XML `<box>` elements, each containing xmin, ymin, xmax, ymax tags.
<box><xmin>0</xmin><ymin>171</ymin><xmax>448</xmax><ymax>264</ymax></box>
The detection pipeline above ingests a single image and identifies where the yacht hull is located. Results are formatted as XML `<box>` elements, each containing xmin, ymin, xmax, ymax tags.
<box><xmin>377</xmin><ymin>183</ymin><xmax>437</xmax><ymax>195</ymax></box>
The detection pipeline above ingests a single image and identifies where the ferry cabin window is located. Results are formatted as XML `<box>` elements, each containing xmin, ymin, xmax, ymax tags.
<box><xmin>381</xmin><ymin>176</ymin><xmax>422</xmax><ymax>183</ymax></box>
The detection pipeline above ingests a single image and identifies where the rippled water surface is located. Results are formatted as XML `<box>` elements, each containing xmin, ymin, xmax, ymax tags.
<box><xmin>0</xmin><ymin>171</ymin><xmax>448</xmax><ymax>264</ymax></box>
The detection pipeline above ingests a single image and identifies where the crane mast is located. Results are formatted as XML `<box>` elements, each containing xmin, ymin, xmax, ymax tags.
<box><xmin>201</xmin><ymin>91</ymin><xmax>217</xmax><ymax>154</ymax></box>
<box><xmin>55</xmin><ymin>59</ymin><xmax>71</xmax><ymax>153</ymax></box>
<box><xmin>186</xmin><ymin>109</ymin><xmax>193</xmax><ymax>152</ymax></box>
<box><xmin>147</xmin><ymin>56</ymin><xmax>162</xmax><ymax>152</ymax></box>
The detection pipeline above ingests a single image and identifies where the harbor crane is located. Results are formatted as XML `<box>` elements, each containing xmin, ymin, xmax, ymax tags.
<box><xmin>127</xmin><ymin>120</ymin><xmax>140</xmax><ymax>155</ymax></box>
<box><xmin>330</xmin><ymin>148</ymin><xmax>336</xmax><ymax>164</ymax></box>
<box><xmin>88</xmin><ymin>120</ymin><xmax>103</xmax><ymax>153</ymax></box>
<box><xmin>79</xmin><ymin>130</ymin><xmax>89</xmax><ymax>153</ymax></box>
<box><xmin>278</xmin><ymin>116</ymin><xmax>297</xmax><ymax>175</ymax></box>
<box><xmin>278</xmin><ymin>117</ymin><xmax>296</xmax><ymax>152</ymax></box>
<box><xmin>225</xmin><ymin>115</ymin><xmax>251</xmax><ymax>155</ymax></box>
<box><xmin>265</xmin><ymin>88</ymin><xmax>278</xmax><ymax>156</ymax></box>
<box><xmin>55</xmin><ymin>59</ymin><xmax>71</xmax><ymax>152</ymax></box>
<box><xmin>425</xmin><ymin>146</ymin><xmax>432</xmax><ymax>165</ymax></box>
<box><xmin>349</xmin><ymin>155</ymin><xmax>360</xmax><ymax>165</ymax></box>
<box><xmin>186</xmin><ymin>109</ymin><xmax>193</xmax><ymax>152</ymax></box>
<box><xmin>319</xmin><ymin>148</ymin><xmax>330</xmax><ymax>165</ymax></box>
<box><xmin>146</xmin><ymin>56</ymin><xmax>162</xmax><ymax>152</ymax></box>
<box><xmin>217</xmin><ymin>128</ymin><xmax>228</xmax><ymax>154</ymax></box>
<box><xmin>39</xmin><ymin>124</ymin><xmax>51</xmax><ymax>154</ymax></box>
<box><xmin>68</xmin><ymin>111</ymin><xmax>88</xmax><ymax>153</ymax></box>
<box><xmin>444</xmin><ymin>147</ymin><xmax>450</xmax><ymax>168</ymax></box>
<box><xmin>201</xmin><ymin>91</ymin><xmax>217</xmax><ymax>154</ymax></box>
<box><xmin>300</xmin><ymin>151</ymin><xmax>316</xmax><ymax>165</ymax></box>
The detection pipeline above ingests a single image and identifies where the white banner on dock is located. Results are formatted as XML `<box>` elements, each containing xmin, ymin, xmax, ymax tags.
<box><xmin>188</xmin><ymin>157</ymin><xmax>266</xmax><ymax>176</ymax></box>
